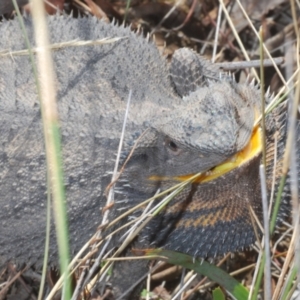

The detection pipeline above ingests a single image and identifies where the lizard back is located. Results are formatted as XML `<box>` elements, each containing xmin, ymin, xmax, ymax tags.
<box><xmin>0</xmin><ymin>15</ymin><xmax>179</xmax><ymax>264</ymax></box>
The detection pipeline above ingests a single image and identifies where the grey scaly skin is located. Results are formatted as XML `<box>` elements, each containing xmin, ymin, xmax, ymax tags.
<box><xmin>0</xmin><ymin>15</ymin><xmax>296</xmax><ymax>298</ymax></box>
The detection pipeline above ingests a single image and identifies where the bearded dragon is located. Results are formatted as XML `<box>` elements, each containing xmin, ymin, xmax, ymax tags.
<box><xmin>0</xmin><ymin>15</ymin><xmax>295</xmax><ymax>299</ymax></box>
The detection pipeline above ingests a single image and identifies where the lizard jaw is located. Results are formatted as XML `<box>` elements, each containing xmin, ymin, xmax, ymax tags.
<box><xmin>196</xmin><ymin>125</ymin><xmax>262</xmax><ymax>183</ymax></box>
<box><xmin>148</xmin><ymin>125</ymin><xmax>262</xmax><ymax>184</ymax></box>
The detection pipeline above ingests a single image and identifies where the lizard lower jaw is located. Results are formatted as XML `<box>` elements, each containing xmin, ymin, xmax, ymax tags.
<box><xmin>148</xmin><ymin>126</ymin><xmax>262</xmax><ymax>184</ymax></box>
<box><xmin>197</xmin><ymin>126</ymin><xmax>262</xmax><ymax>183</ymax></box>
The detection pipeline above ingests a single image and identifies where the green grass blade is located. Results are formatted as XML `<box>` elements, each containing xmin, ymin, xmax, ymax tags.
<box><xmin>143</xmin><ymin>249</ymin><xmax>249</xmax><ymax>300</ymax></box>
<box><xmin>13</xmin><ymin>0</ymin><xmax>72</xmax><ymax>298</ymax></box>
<box><xmin>213</xmin><ymin>287</ymin><xmax>226</xmax><ymax>300</ymax></box>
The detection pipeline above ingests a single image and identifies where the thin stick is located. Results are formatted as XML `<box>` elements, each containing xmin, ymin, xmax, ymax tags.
<box><xmin>216</xmin><ymin>57</ymin><xmax>284</xmax><ymax>70</ymax></box>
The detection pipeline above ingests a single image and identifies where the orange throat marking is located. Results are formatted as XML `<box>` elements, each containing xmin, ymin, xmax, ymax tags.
<box><xmin>149</xmin><ymin>126</ymin><xmax>262</xmax><ymax>184</ymax></box>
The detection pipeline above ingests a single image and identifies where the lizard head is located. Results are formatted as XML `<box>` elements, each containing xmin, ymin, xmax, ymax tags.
<box><xmin>122</xmin><ymin>81</ymin><xmax>261</xmax><ymax>194</ymax></box>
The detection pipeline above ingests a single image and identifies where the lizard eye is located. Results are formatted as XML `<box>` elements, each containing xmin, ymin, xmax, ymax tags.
<box><xmin>165</xmin><ymin>138</ymin><xmax>181</xmax><ymax>155</ymax></box>
<box><xmin>168</xmin><ymin>141</ymin><xmax>178</xmax><ymax>151</ymax></box>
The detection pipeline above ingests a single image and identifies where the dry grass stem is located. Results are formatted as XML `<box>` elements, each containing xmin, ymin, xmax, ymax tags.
<box><xmin>0</xmin><ymin>37</ymin><xmax>126</xmax><ymax>57</ymax></box>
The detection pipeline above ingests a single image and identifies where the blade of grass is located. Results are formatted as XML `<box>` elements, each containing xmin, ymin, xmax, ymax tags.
<box><xmin>144</xmin><ymin>249</ymin><xmax>249</xmax><ymax>300</ymax></box>
<box><xmin>289</xmin><ymin>0</ymin><xmax>300</xmax><ymax>289</ymax></box>
<box><xmin>272</xmin><ymin>15</ymin><xmax>300</xmax><ymax>300</ymax></box>
<box><xmin>260</xmin><ymin>165</ymin><xmax>271</xmax><ymax>300</ymax></box>
<box><xmin>280</xmin><ymin>265</ymin><xmax>298</xmax><ymax>300</ymax></box>
<box><xmin>123</xmin><ymin>0</ymin><xmax>131</xmax><ymax>22</ymax></box>
<box><xmin>250</xmin><ymin>26</ymin><xmax>269</xmax><ymax>300</ymax></box>
<box><xmin>29</xmin><ymin>0</ymin><xmax>71</xmax><ymax>298</ymax></box>
<box><xmin>11</xmin><ymin>3</ymin><xmax>52</xmax><ymax>300</ymax></box>
<box><xmin>11</xmin><ymin>2</ymin><xmax>57</xmax><ymax>299</ymax></box>
<box><xmin>0</xmin><ymin>37</ymin><xmax>126</xmax><ymax>57</ymax></box>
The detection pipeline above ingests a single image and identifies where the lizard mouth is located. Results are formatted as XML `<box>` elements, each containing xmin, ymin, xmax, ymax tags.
<box><xmin>149</xmin><ymin>125</ymin><xmax>262</xmax><ymax>184</ymax></box>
